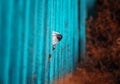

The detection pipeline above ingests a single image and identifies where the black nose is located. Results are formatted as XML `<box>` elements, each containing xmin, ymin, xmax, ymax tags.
<box><xmin>57</xmin><ymin>34</ymin><xmax>62</xmax><ymax>41</ymax></box>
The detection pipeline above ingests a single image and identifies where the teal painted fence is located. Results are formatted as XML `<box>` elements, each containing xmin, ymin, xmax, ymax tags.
<box><xmin>0</xmin><ymin>0</ymin><xmax>95</xmax><ymax>84</ymax></box>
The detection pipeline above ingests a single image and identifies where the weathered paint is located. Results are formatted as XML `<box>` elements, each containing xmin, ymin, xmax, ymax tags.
<box><xmin>0</xmin><ymin>0</ymin><xmax>95</xmax><ymax>84</ymax></box>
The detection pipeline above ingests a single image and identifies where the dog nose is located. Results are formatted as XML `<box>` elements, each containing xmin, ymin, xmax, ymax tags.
<box><xmin>57</xmin><ymin>34</ymin><xmax>62</xmax><ymax>41</ymax></box>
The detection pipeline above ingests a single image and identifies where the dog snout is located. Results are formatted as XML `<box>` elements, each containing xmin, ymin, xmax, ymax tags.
<box><xmin>57</xmin><ymin>34</ymin><xmax>62</xmax><ymax>41</ymax></box>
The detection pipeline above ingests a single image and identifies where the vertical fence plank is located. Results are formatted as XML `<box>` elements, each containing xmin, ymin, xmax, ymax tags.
<box><xmin>26</xmin><ymin>0</ymin><xmax>36</xmax><ymax>83</ymax></box>
<box><xmin>0</xmin><ymin>0</ymin><xmax>13</xmax><ymax>83</ymax></box>
<box><xmin>21</xmin><ymin>0</ymin><xmax>30</xmax><ymax>84</ymax></box>
<box><xmin>48</xmin><ymin>0</ymin><xmax>53</xmax><ymax>83</ymax></box>
<box><xmin>9</xmin><ymin>0</ymin><xmax>23</xmax><ymax>84</ymax></box>
<box><xmin>73</xmin><ymin>0</ymin><xmax>79</xmax><ymax>69</ymax></box>
<box><xmin>0</xmin><ymin>1</ymin><xmax>1</xmax><ymax>82</ymax></box>
<box><xmin>80</xmin><ymin>0</ymin><xmax>86</xmax><ymax>63</ymax></box>
<box><xmin>35</xmin><ymin>0</ymin><xmax>46</xmax><ymax>84</ymax></box>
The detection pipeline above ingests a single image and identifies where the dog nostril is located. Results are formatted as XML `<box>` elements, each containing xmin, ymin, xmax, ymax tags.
<box><xmin>57</xmin><ymin>34</ymin><xmax>62</xmax><ymax>41</ymax></box>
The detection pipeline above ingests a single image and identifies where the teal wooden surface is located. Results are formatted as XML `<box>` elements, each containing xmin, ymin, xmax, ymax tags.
<box><xmin>0</xmin><ymin>0</ymin><xmax>95</xmax><ymax>84</ymax></box>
